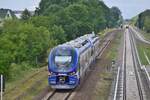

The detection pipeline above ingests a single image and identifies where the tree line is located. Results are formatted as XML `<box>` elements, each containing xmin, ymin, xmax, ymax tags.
<box><xmin>0</xmin><ymin>0</ymin><xmax>122</xmax><ymax>79</ymax></box>
<box><xmin>135</xmin><ymin>9</ymin><xmax>150</xmax><ymax>32</ymax></box>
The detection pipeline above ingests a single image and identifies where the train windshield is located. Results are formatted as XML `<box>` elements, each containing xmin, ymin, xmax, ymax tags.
<box><xmin>55</xmin><ymin>56</ymin><xmax>72</xmax><ymax>67</ymax></box>
<box><xmin>50</xmin><ymin>47</ymin><xmax>76</xmax><ymax>72</ymax></box>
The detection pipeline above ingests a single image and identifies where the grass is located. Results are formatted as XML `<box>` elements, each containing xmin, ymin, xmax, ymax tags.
<box><xmin>93</xmin><ymin>72</ymin><xmax>113</xmax><ymax>100</ymax></box>
<box><xmin>106</xmin><ymin>32</ymin><xmax>122</xmax><ymax>60</ymax></box>
<box><xmin>135</xmin><ymin>28</ymin><xmax>150</xmax><ymax>65</ymax></box>
<box><xmin>4</xmin><ymin>66</ymin><xmax>49</xmax><ymax>100</ymax></box>
<box><xmin>137</xmin><ymin>42</ymin><xmax>150</xmax><ymax>65</ymax></box>
<box><xmin>138</xmin><ymin>29</ymin><xmax>150</xmax><ymax>41</ymax></box>
<box><xmin>6</xmin><ymin>67</ymin><xmax>41</xmax><ymax>91</ymax></box>
<box><xmin>143</xmin><ymin>33</ymin><xmax>150</xmax><ymax>40</ymax></box>
<box><xmin>20</xmin><ymin>76</ymin><xmax>48</xmax><ymax>100</ymax></box>
<box><xmin>98</xmin><ymin>28</ymin><xmax>116</xmax><ymax>38</ymax></box>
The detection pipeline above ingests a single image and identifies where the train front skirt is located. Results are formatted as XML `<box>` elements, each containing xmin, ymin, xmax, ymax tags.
<box><xmin>48</xmin><ymin>75</ymin><xmax>79</xmax><ymax>89</ymax></box>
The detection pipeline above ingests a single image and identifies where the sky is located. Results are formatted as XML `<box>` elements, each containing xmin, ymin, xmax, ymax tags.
<box><xmin>0</xmin><ymin>0</ymin><xmax>150</xmax><ymax>19</ymax></box>
<box><xmin>103</xmin><ymin>0</ymin><xmax>150</xmax><ymax>19</ymax></box>
<box><xmin>0</xmin><ymin>0</ymin><xmax>41</xmax><ymax>11</ymax></box>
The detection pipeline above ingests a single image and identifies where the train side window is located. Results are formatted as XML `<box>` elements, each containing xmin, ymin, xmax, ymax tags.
<box><xmin>82</xmin><ymin>40</ymin><xmax>88</xmax><ymax>46</ymax></box>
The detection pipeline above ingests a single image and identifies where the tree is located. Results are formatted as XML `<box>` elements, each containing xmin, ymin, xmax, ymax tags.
<box><xmin>109</xmin><ymin>7</ymin><xmax>122</xmax><ymax>27</ymax></box>
<box><xmin>50</xmin><ymin>25</ymin><xmax>66</xmax><ymax>44</ymax></box>
<box><xmin>37</xmin><ymin>0</ymin><xmax>122</xmax><ymax>39</ymax></box>
<box><xmin>21</xmin><ymin>9</ymin><xmax>31</xmax><ymax>20</ymax></box>
<box><xmin>136</xmin><ymin>9</ymin><xmax>150</xmax><ymax>31</ymax></box>
<box><xmin>38</xmin><ymin>0</ymin><xmax>81</xmax><ymax>14</ymax></box>
<box><xmin>0</xmin><ymin>19</ymin><xmax>52</xmax><ymax>79</ymax></box>
<box><xmin>34</xmin><ymin>7</ymin><xmax>40</xmax><ymax>16</ymax></box>
<box><xmin>144</xmin><ymin>16</ymin><xmax>150</xmax><ymax>32</ymax></box>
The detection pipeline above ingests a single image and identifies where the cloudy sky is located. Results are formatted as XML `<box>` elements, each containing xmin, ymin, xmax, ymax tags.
<box><xmin>0</xmin><ymin>0</ymin><xmax>41</xmax><ymax>11</ymax></box>
<box><xmin>103</xmin><ymin>0</ymin><xmax>150</xmax><ymax>19</ymax></box>
<box><xmin>0</xmin><ymin>0</ymin><xmax>150</xmax><ymax>19</ymax></box>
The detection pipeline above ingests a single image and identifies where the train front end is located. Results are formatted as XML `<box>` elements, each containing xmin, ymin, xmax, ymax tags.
<box><xmin>48</xmin><ymin>46</ymin><xmax>79</xmax><ymax>89</ymax></box>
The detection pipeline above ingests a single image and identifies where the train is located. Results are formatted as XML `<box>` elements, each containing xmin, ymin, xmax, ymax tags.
<box><xmin>48</xmin><ymin>33</ymin><xmax>100</xmax><ymax>89</ymax></box>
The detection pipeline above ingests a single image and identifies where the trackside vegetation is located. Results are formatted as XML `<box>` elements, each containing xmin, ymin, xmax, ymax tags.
<box><xmin>0</xmin><ymin>0</ymin><xmax>122</xmax><ymax>81</ymax></box>
<box><xmin>132</xmin><ymin>9</ymin><xmax>150</xmax><ymax>65</ymax></box>
<box><xmin>137</xmin><ymin>42</ymin><xmax>150</xmax><ymax>65</ymax></box>
<box><xmin>135</xmin><ymin>9</ymin><xmax>150</xmax><ymax>33</ymax></box>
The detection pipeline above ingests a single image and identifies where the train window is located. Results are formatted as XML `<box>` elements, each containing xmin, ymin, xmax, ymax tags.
<box><xmin>50</xmin><ymin>47</ymin><xmax>77</xmax><ymax>72</ymax></box>
<box><xmin>55</xmin><ymin>56</ymin><xmax>72</xmax><ymax>67</ymax></box>
<box><xmin>82</xmin><ymin>40</ymin><xmax>88</xmax><ymax>46</ymax></box>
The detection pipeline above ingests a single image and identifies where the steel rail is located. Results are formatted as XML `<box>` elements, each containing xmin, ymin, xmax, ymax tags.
<box><xmin>113</xmin><ymin>67</ymin><xmax>121</xmax><ymax>100</ymax></box>
<box><xmin>123</xmin><ymin>30</ymin><xmax>126</xmax><ymax>100</ymax></box>
<box><xmin>130</xmin><ymin>28</ymin><xmax>150</xmax><ymax>94</ymax></box>
<box><xmin>129</xmin><ymin>29</ymin><xmax>144</xmax><ymax>100</ymax></box>
<box><xmin>113</xmin><ymin>29</ymin><xmax>126</xmax><ymax>100</ymax></box>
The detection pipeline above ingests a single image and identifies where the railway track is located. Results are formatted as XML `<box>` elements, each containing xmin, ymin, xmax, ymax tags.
<box><xmin>129</xmin><ymin>29</ymin><xmax>145</xmax><ymax>100</ymax></box>
<box><xmin>113</xmin><ymin>28</ymin><xmax>150</xmax><ymax>100</ymax></box>
<box><xmin>113</xmin><ymin>29</ymin><xmax>126</xmax><ymax>100</ymax></box>
<box><xmin>130</xmin><ymin>28</ymin><xmax>150</xmax><ymax>92</ymax></box>
<box><xmin>42</xmin><ymin>89</ymin><xmax>73</xmax><ymax>100</ymax></box>
<box><xmin>130</xmin><ymin>28</ymin><xmax>150</xmax><ymax>99</ymax></box>
<box><xmin>42</xmin><ymin>34</ymin><xmax>112</xmax><ymax>100</ymax></box>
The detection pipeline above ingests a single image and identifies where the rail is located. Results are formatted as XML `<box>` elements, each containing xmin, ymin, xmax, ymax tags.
<box><xmin>130</xmin><ymin>29</ymin><xmax>145</xmax><ymax>100</ymax></box>
<box><xmin>131</xmin><ymin>28</ymin><xmax>150</xmax><ymax>93</ymax></box>
<box><xmin>113</xmin><ymin>67</ymin><xmax>120</xmax><ymax>100</ymax></box>
<box><xmin>113</xmin><ymin>29</ymin><xmax>126</xmax><ymax>100</ymax></box>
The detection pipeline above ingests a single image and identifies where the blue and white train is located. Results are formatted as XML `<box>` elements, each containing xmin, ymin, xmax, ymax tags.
<box><xmin>48</xmin><ymin>33</ymin><xmax>100</xmax><ymax>89</ymax></box>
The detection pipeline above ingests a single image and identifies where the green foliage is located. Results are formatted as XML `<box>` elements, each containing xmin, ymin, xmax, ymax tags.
<box><xmin>130</xmin><ymin>16</ymin><xmax>138</xmax><ymax>25</ymax></box>
<box><xmin>43</xmin><ymin>4</ymin><xmax>63</xmax><ymax>16</ymax></box>
<box><xmin>136</xmin><ymin>9</ymin><xmax>150</xmax><ymax>33</ymax></box>
<box><xmin>65</xmin><ymin>4</ymin><xmax>88</xmax><ymax>21</ymax></box>
<box><xmin>50</xmin><ymin>25</ymin><xmax>66</xmax><ymax>44</ymax></box>
<box><xmin>38</xmin><ymin>0</ymin><xmax>81</xmax><ymax>14</ymax></box>
<box><xmin>108</xmin><ymin>7</ymin><xmax>123</xmax><ymax>27</ymax></box>
<box><xmin>144</xmin><ymin>16</ymin><xmax>150</xmax><ymax>32</ymax></box>
<box><xmin>21</xmin><ymin>9</ymin><xmax>31</xmax><ymax>20</ymax></box>
<box><xmin>37</xmin><ymin>0</ymin><xmax>122</xmax><ymax>40</ymax></box>
<box><xmin>0</xmin><ymin>20</ymin><xmax>53</xmax><ymax>79</ymax></box>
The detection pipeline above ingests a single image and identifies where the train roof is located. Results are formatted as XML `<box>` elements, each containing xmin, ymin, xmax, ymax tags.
<box><xmin>56</xmin><ymin>32</ymin><xmax>100</xmax><ymax>53</ymax></box>
<box><xmin>59</xmin><ymin>33</ymin><xmax>94</xmax><ymax>47</ymax></box>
